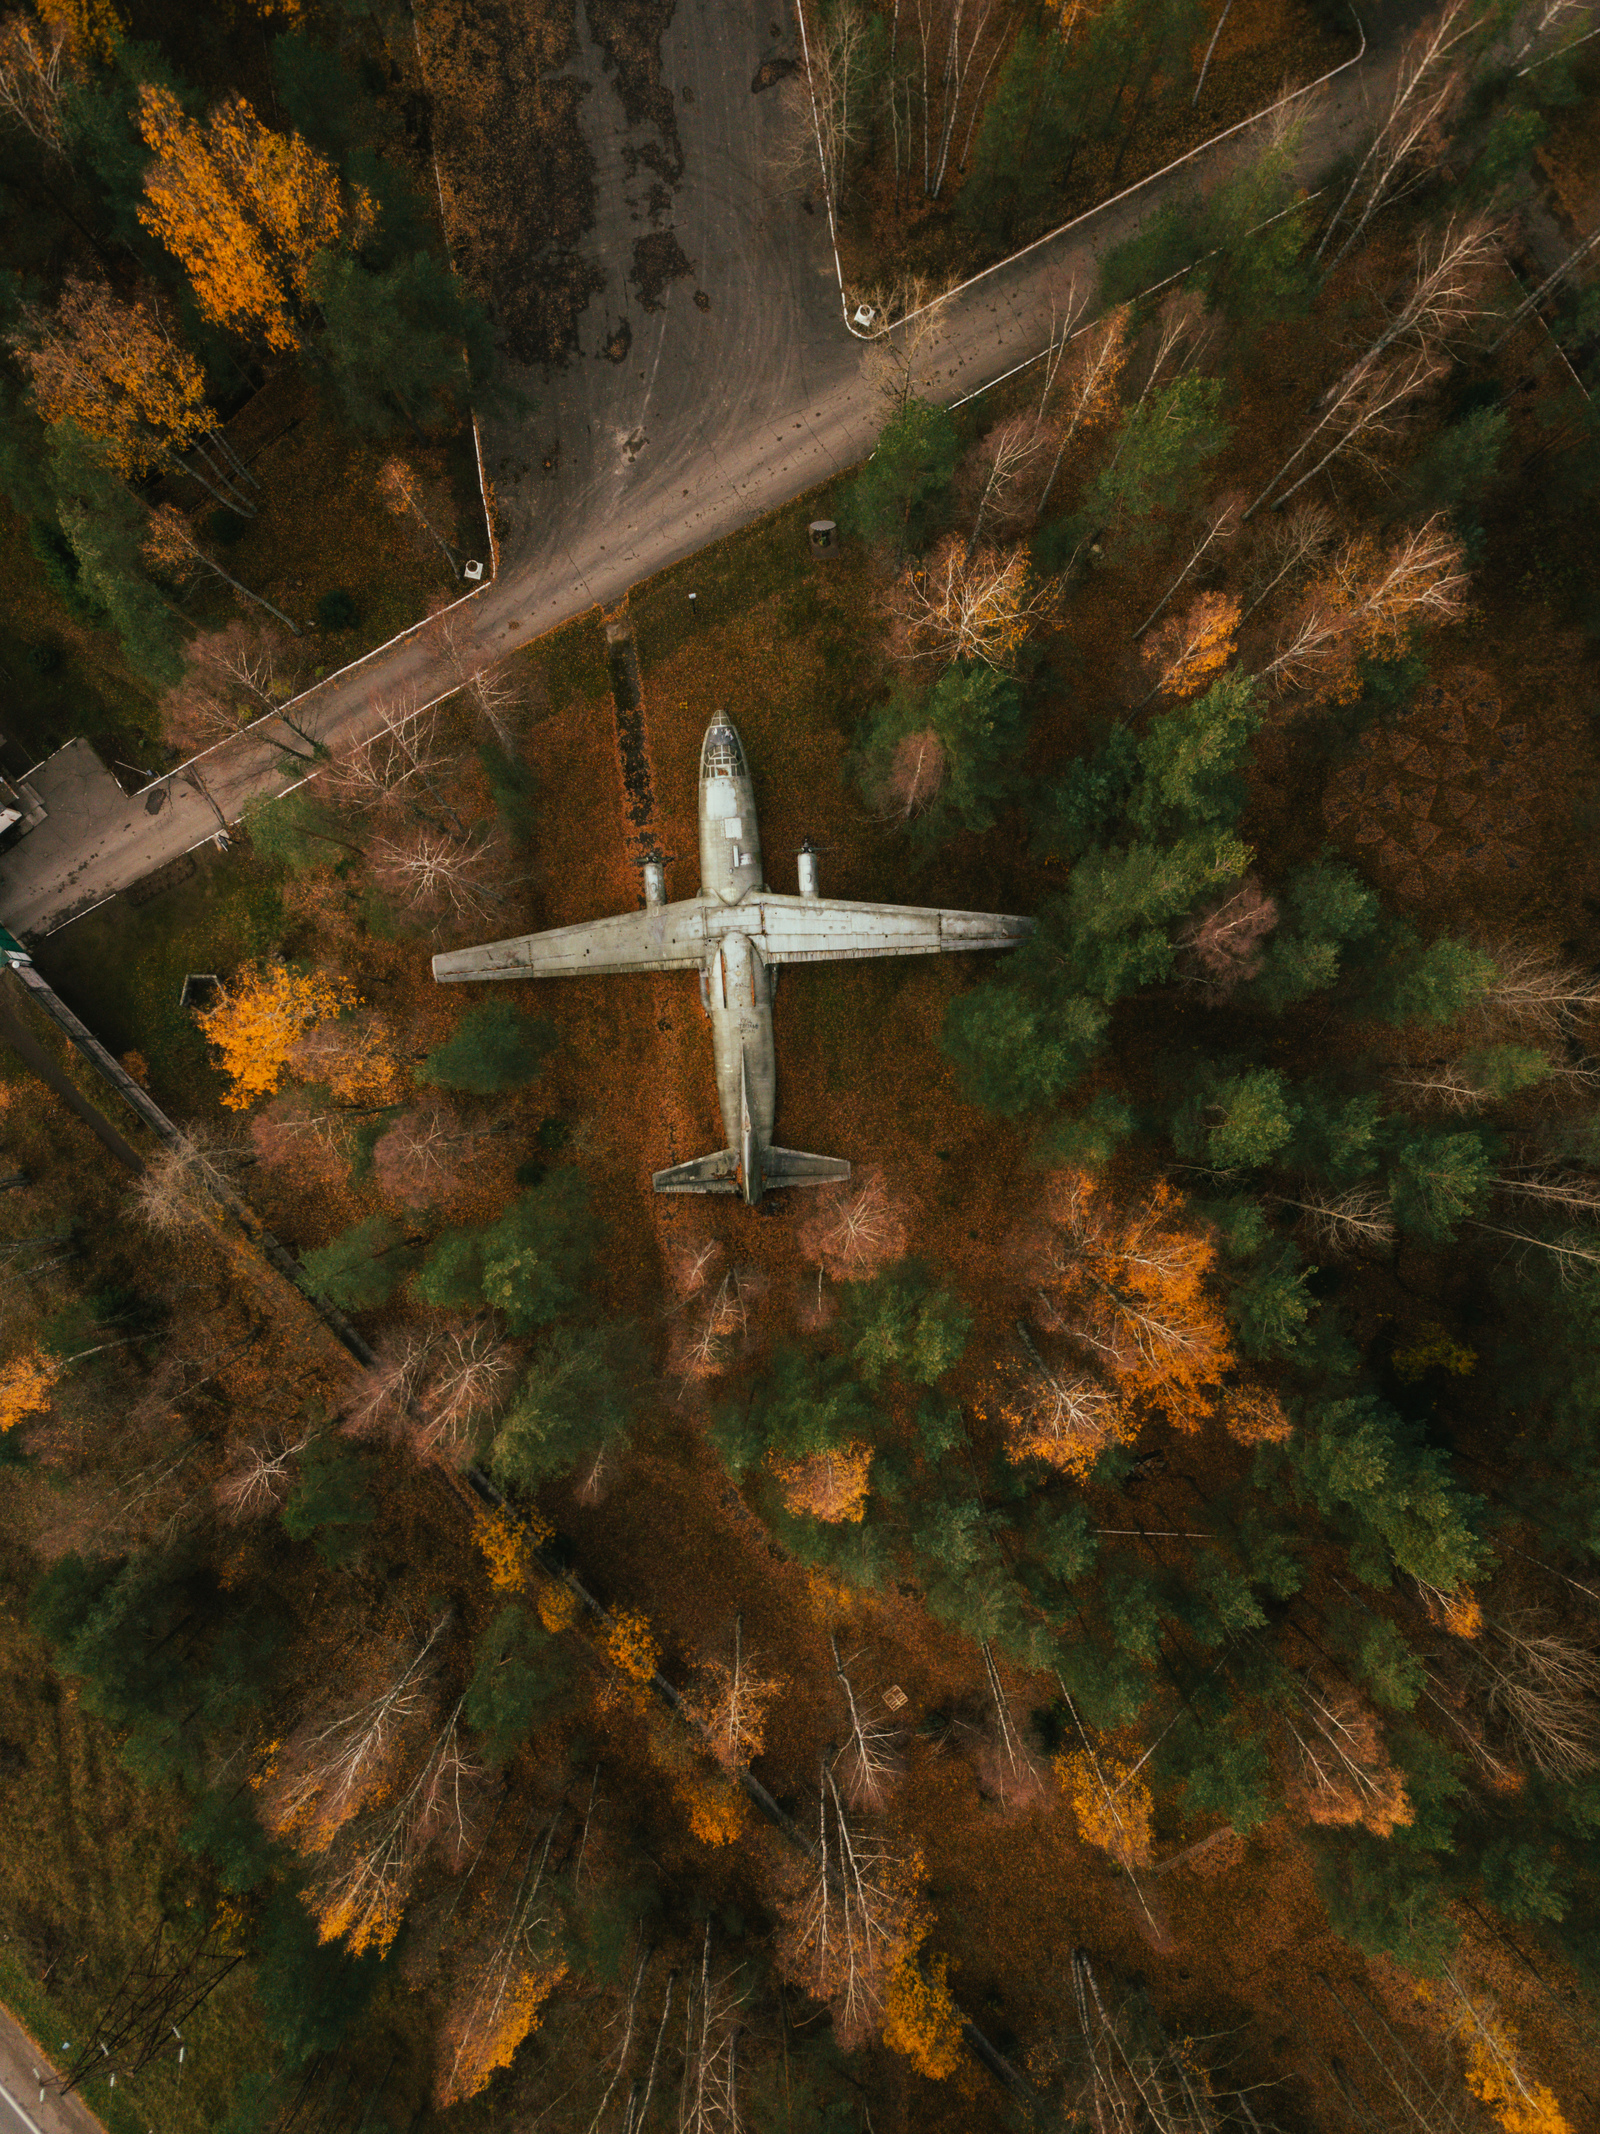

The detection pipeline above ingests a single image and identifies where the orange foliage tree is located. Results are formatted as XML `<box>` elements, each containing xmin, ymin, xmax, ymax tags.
<box><xmin>1261</xmin><ymin>515</ymin><xmax>1469</xmax><ymax>704</ymax></box>
<box><xmin>36</xmin><ymin>0</ymin><xmax>123</xmax><ymax>65</ymax></box>
<box><xmin>11</xmin><ymin>275</ymin><xmax>222</xmax><ymax>482</ymax></box>
<box><xmin>1281</xmin><ymin>1678</ymin><xmax>1412</xmax><ymax>1835</ymax></box>
<box><xmin>0</xmin><ymin>1345</ymin><xmax>62</xmax><ymax>1432</ymax></box>
<box><xmin>647</xmin><ymin>1714</ymin><xmax>747</xmax><ymax>1846</ymax></box>
<box><xmin>435</xmin><ymin>1820</ymin><xmax>567</xmax><ymax>2106</ymax></box>
<box><xmin>605</xmin><ymin>1610</ymin><xmax>660</xmax><ymax>1683</ymax></box>
<box><xmin>1031</xmin><ymin>1171</ymin><xmax>1234</xmax><ymax>1429</ymax></box>
<box><xmin>476</xmin><ymin>1506</ymin><xmax>536</xmax><ymax>1593</ymax></box>
<box><xmin>770</xmin><ymin>1444</ymin><xmax>874</xmax><ymax>1523</ymax></box>
<box><xmin>684</xmin><ymin>1620</ymin><xmax>785</xmax><ymax>1772</ymax></box>
<box><xmin>982</xmin><ymin>1327</ymin><xmax>1133</xmax><ymax>1479</ymax></box>
<box><xmin>196</xmin><ymin>964</ymin><xmax>359</xmax><ymax>1110</ymax></box>
<box><xmin>1424</xmin><ymin>1973</ymin><xmax>1573</xmax><ymax>2134</ymax></box>
<box><xmin>1141</xmin><ymin>590</ymin><xmax>1241</xmax><ymax>701</ymax></box>
<box><xmin>137</xmin><ymin>85</ymin><xmax>370</xmax><ymax>350</ymax></box>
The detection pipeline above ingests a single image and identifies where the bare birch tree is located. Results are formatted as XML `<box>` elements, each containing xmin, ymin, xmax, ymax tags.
<box><xmin>831</xmin><ymin>1638</ymin><xmax>903</xmax><ymax>1809</ymax></box>
<box><xmin>130</xmin><ymin>1132</ymin><xmax>234</xmax><ymax>1235</ymax></box>
<box><xmin>1276</xmin><ymin>1186</ymin><xmax>1398</xmax><ymax>1254</ymax></box>
<box><xmin>779</xmin><ymin>1765</ymin><xmax>912</xmax><ymax>2046</ymax></box>
<box><xmin>1131</xmin><ymin>492</ymin><xmax>1244</xmax><ymax>639</ymax></box>
<box><xmin>1479</xmin><ymin>1618</ymin><xmax>1600</xmax><ymax>1777</ymax></box>
<box><xmin>677</xmin><ymin>1924</ymin><xmax>747</xmax><ymax>2134</ymax></box>
<box><xmin>1239</xmin><ymin>499</ymin><xmax>1337</xmax><ymax>623</ymax></box>
<box><xmin>962</xmin><ymin>413</ymin><xmax>1049</xmax><ymax>556</ymax></box>
<box><xmin>1476</xmin><ymin>939</ymin><xmax>1600</xmax><ymax>1038</ymax></box>
<box><xmin>326</xmin><ymin>692</ymin><xmax>452</xmax><ymax>817</ymax></box>
<box><xmin>371</xmin><ymin>824</ymin><xmax>507</xmax><ymax>924</ymax></box>
<box><xmin>215</xmin><ymin>1425</ymin><xmax>314</xmax><ymax>1520</ymax></box>
<box><xmin>260</xmin><ymin>1614</ymin><xmax>451</xmax><ymax>1846</ymax></box>
<box><xmin>797</xmin><ymin>0</ymin><xmax>875</xmax><ymax>205</ymax></box>
<box><xmin>1247</xmin><ymin>217</ymin><xmax>1500</xmax><ymax>519</ymax></box>
<box><xmin>1315</xmin><ymin>2</ymin><xmax>1485</xmax><ymax>268</ymax></box>
<box><xmin>891</xmin><ymin>535</ymin><xmax>1055</xmax><ymax>668</ymax></box>
<box><xmin>0</xmin><ymin>14</ymin><xmax>68</xmax><ymax>151</ymax></box>
<box><xmin>978</xmin><ymin>1640</ymin><xmax>1046</xmax><ymax>1807</ymax></box>
<box><xmin>313</xmin><ymin>1701</ymin><xmax>481</xmax><ymax>1955</ymax></box>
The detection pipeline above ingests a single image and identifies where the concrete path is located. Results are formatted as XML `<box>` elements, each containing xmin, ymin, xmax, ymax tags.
<box><xmin>0</xmin><ymin>2002</ymin><xmax>108</xmax><ymax>2134</ymax></box>
<box><xmin>0</xmin><ymin>5</ymin><xmax>1398</xmax><ymax>942</ymax></box>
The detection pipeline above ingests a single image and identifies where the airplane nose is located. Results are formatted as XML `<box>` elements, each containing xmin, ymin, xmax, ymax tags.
<box><xmin>701</xmin><ymin>717</ymin><xmax>747</xmax><ymax>780</ymax></box>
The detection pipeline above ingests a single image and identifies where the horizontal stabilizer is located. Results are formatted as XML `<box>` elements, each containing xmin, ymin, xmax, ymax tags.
<box><xmin>653</xmin><ymin>1148</ymin><xmax>740</xmax><ymax>1196</ymax></box>
<box><xmin>763</xmin><ymin>1147</ymin><xmax>852</xmax><ymax>1190</ymax></box>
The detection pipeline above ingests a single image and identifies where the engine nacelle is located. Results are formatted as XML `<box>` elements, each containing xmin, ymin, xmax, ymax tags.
<box><xmin>642</xmin><ymin>858</ymin><xmax>667</xmax><ymax>909</ymax></box>
<box><xmin>797</xmin><ymin>841</ymin><xmax>820</xmax><ymax>898</ymax></box>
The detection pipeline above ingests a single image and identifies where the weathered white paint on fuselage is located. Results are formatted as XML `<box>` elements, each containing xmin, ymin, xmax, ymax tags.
<box><xmin>699</xmin><ymin>721</ymin><xmax>777</xmax><ymax>1188</ymax></box>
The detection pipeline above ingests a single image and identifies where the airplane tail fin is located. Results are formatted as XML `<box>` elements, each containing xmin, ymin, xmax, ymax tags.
<box><xmin>653</xmin><ymin>1150</ymin><xmax>740</xmax><ymax>1196</ymax></box>
<box><xmin>762</xmin><ymin>1147</ymin><xmax>852</xmax><ymax>1190</ymax></box>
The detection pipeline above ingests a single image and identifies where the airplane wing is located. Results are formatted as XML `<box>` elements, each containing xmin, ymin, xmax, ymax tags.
<box><xmin>752</xmin><ymin>895</ymin><xmax>1034</xmax><ymax>965</ymax></box>
<box><xmin>431</xmin><ymin>901</ymin><xmax>708</xmax><ymax>982</ymax></box>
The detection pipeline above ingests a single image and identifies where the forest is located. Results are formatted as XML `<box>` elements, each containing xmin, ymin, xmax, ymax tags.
<box><xmin>3</xmin><ymin>0</ymin><xmax>1600</xmax><ymax>2132</ymax></box>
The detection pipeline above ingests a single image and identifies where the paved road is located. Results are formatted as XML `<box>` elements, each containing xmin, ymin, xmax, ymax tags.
<box><xmin>0</xmin><ymin>6</ymin><xmax>1396</xmax><ymax>941</ymax></box>
<box><xmin>0</xmin><ymin>2003</ymin><xmax>107</xmax><ymax>2134</ymax></box>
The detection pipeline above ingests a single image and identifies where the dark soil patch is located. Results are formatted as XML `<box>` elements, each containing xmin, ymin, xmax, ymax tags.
<box><xmin>584</xmin><ymin>0</ymin><xmax>683</xmax><ymax>182</ymax></box>
<box><xmin>631</xmin><ymin>228</ymin><xmax>693</xmax><ymax>310</ymax></box>
<box><xmin>751</xmin><ymin>55</ymin><xmax>799</xmax><ymax>91</ymax></box>
<box><xmin>605</xmin><ymin>620</ymin><xmax>657</xmax><ymax>853</ymax></box>
<box><xmin>418</xmin><ymin>0</ymin><xmax>606</xmax><ymax>365</ymax></box>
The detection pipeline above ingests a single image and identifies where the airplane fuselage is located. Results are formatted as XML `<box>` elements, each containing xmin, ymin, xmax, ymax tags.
<box><xmin>698</xmin><ymin>721</ymin><xmax>777</xmax><ymax>1200</ymax></box>
<box><xmin>431</xmin><ymin>714</ymin><xmax>1034</xmax><ymax>1203</ymax></box>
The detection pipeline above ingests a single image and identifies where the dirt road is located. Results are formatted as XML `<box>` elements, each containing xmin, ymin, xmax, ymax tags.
<box><xmin>0</xmin><ymin>8</ymin><xmax>1394</xmax><ymax>941</ymax></box>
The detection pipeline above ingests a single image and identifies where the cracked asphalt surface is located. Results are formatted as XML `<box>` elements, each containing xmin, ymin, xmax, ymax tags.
<box><xmin>0</xmin><ymin>2</ymin><xmax>1397</xmax><ymax>939</ymax></box>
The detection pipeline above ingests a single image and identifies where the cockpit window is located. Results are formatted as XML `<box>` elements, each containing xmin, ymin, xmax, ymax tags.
<box><xmin>700</xmin><ymin>721</ymin><xmax>746</xmax><ymax>781</ymax></box>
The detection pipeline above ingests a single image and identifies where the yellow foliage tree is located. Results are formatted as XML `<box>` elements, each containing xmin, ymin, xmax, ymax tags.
<box><xmin>196</xmin><ymin>963</ymin><xmax>358</xmax><ymax>1110</ymax></box>
<box><xmin>12</xmin><ymin>274</ymin><xmax>213</xmax><ymax>478</ymax></box>
<box><xmin>476</xmin><ymin>1508</ymin><xmax>533</xmax><ymax>1593</ymax></box>
<box><xmin>605</xmin><ymin>1610</ymin><xmax>659</xmax><ymax>1682</ymax></box>
<box><xmin>36</xmin><ymin>0</ymin><xmax>123</xmax><ymax>64</ymax></box>
<box><xmin>1054</xmin><ymin>1749</ymin><xmax>1155</xmax><ymax>1871</ymax></box>
<box><xmin>1423</xmin><ymin>1980</ymin><xmax>1573</xmax><ymax>2134</ymax></box>
<box><xmin>137</xmin><ymin>85</ymin><xmax>370</xmax><ymax>351</ymax></box>
<box><xmin>439</xmin><ymin>1960</ymin><xmax>565</xmax><ymax>2106</ymax></box>
<box><xmin>882</xmin><ymin>1937</ymin><xmax>964</xmax><ymax>2080</ymax></box>
<box><xmin>0</xmin><ymin>1346</ymin><xmax>62</xmax><ymax>1432</ymax></box>
<box><xmin>1221</xmin><ymin>1386</ymin><xmax>1292</xmax><ymax>1447</ymax></box>
<box><xmin>535</xmin><ymin>1581</ymin><xmax>579</xmax><ymax>1633</ymax></box>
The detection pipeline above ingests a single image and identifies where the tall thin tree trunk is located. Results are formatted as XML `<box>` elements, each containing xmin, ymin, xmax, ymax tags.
<box><xmin>1192</xmin><ymin>0</ymin><xmax>1235</xmax><ymax>104</ymax></box>
<box><xmin>199</xmin><ymin>556</ymin><xmax>301</xmax><ymax>635</ymax></box>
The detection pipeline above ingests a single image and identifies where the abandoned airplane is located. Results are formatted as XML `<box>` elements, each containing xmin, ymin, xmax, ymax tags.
<box><xmin>433</xmin><ymin>716</ymin><xmax>1034</xmax><ymax>1203</ymax></box>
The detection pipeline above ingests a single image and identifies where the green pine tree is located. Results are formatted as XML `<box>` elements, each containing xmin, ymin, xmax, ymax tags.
<box><xmin>840</xmin><ymin>397</ymin><xmax>959</xmax><ymax>551</ymax></box>
<box><xmin>418</xmin><ymin>1002</ymin><xmax>557</xmax><ymax>1092</ymax></box>
<box><xmin>489</xmin><ymin>1321</ymin><xmax>641</xmax><ymax>1486</ymax></box>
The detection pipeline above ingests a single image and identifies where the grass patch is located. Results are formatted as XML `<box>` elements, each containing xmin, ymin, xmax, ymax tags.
<box><xmin>28</xmin><ymin>843</ymin><xmax>286</xmax><ymax>1120</ymax></box>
